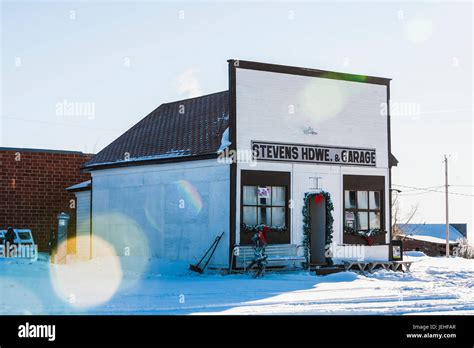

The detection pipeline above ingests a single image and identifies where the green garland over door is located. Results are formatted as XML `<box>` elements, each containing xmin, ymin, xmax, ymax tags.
<box><xmin>302</xmin><ymin>191</ymin><xmax>334</xmax><ymax>265</ymax></box>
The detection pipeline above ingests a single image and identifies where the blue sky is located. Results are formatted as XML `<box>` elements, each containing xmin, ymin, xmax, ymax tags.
<box><xmin>1</xmin><ymin>1</ymin><xmax>472</xmax><ymax>239</ymax></box>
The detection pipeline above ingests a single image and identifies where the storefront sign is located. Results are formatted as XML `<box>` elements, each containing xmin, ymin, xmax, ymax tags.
<box><xmin>345</xmin><ymin>211</ymin><xmax>355</xmax><ymax>228</ymax></box>
<box><xmin>251</xmin><ymin>141</ymin><xmax>376</xmax><ymax>166</ymax></box>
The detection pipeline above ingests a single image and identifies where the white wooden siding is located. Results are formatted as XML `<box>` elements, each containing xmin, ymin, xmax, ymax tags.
<box><xmin>235</xmin><ymin>68</ymin><xmax>390</xmax><ymax>261</ymax></box>
<box><xmin>236</xmin><ymin>68</ymin><xmax>389</xmax><ymax>168</ymax></box>
<box><xmin>91</xmin><ymin>159</ymin><xmax>230</xmax><ymax>267</ymax></box>
<box><xmin>75</xmin><ymin>190</ymin><xmax>91</xmax><ymax>260</ymax></box>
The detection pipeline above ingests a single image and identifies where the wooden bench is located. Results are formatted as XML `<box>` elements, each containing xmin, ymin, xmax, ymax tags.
<box><xmin>233</xmin><ymin>244</ymin><xmax>307</xmax><ymax>271</ymax></box>
<box><xmin>342</xmin><ymin>260</ymin><xmax>413</xmax><ymax>273</ymax></box>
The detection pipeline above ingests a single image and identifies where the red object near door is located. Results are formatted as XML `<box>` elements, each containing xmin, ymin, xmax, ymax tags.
<box><xmin>314</xmin><ymin>193</ymin><xmax>324</xmax><ymax>204</ymax></box>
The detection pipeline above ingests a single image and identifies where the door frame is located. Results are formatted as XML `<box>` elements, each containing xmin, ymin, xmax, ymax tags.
<box><xmin>309</xmin><ymin>195</ymin><xmax>327</xmax><ymax>264</ymax></box>
<box><xmin>303</xmin><ymin>191</ymin><xmax>334</xmax><ymax>266</ymax></box>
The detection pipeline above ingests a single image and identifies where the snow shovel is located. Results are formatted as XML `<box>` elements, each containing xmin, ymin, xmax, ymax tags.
<box><xmin>189</xmin><ymin>232</ymin><xmax>224</xmax><ymax>274</ymax></box>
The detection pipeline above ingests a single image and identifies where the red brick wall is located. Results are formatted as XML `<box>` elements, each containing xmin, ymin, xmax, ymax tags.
<box><xmin>0</xmin><ymin>148</ymin><xmax>93</xmax><ymax>252</ymax></box>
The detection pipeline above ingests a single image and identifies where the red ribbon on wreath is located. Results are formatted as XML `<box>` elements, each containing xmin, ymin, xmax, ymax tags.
<box><xmin>258</xmin><ymin>225</ymin><xmax>270</xmax><ymax>245</ymax></box>
<box><xmin>363</xmin><ymin>236</ymin><xmax>374</xmax><ymax>246</ymax></box>
<box><xmin>314</xmin><ymin>193</ymin><xmax>324</xmax><ymax>205</ymax></box>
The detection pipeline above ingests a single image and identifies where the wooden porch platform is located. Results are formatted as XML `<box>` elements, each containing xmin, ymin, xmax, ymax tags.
<box><xmin>342</xmin><ymin>260</ymin><xmax>413</xmax><ymax>273</ymax></box>
<box><xmin>312</xmin><ymin>265</ymin><xmax>346</xmax><ymax>275</ymax></box>
<box><xmin>310</xmin><ymin>260</ymin><xmax>413</xmax><ymax>275</ymax></box>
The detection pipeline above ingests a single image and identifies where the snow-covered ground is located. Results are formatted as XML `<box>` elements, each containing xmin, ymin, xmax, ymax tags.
<box><xmin>0</xmin><ymin>252</ymin><xmax>473</xmax><ymax>315</ymax></box>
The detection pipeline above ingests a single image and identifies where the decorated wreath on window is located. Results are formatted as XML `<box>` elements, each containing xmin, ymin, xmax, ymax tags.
<box><xmin>344</xmin><ymin>226</ymin><xmax>385</xmax><ymax>246</ymax></box>
<box><xmin>242</xmin><ymin>223</ymin><xmax>287</xmax><ymax>234</ymax></box>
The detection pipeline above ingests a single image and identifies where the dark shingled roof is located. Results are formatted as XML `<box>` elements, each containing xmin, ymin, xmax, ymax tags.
<box><xmin>84</xmin><ymin>91</ymin><xmax>229</xmax><ymax>169</ymax></box>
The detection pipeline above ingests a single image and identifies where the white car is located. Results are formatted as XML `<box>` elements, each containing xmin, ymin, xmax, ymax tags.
<box><xmin>0</xmin><ymin>229</ymin><xmax>35</xmax><ymax>246</ymax></box>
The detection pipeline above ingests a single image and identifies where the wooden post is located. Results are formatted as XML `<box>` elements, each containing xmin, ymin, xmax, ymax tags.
<box><xmin>444</xmin><ymin>155</ymin><xmax>449</xmax><ymax>257</ymax></box>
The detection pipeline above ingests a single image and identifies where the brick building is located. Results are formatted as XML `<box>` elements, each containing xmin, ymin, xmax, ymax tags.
<box><xmin>0</xmin><ymin>147</ymin><xmax>92</xmax><ymax>252</ymax></box>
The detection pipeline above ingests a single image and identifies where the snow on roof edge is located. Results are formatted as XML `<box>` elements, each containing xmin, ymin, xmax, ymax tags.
<box><xmin>82</xmin><ymin>150</ymin><xmax>215</xmax><ymax>169</ymax></box>
<box><xmin>66</xmin><ymin>180</ymin><xmax>91</xmax><ymax>191</ymax></box>
<box><xmin>404</xmin><ymin>234</ymin><xmax>460</xmax><ymax>244</ymax></box>
<box><xmin>217</xmin><ymin>127</ymin><xmax>231</xmax><ymax>153</ymax></box>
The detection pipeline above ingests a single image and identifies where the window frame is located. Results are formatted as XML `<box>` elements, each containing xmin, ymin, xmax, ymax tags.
<box><xmin>242</xmin><ymin>185</ymin><xmax>287</xmax><ymax>227</ymax></box>
<box><xmin>344</xmin><ymin>190</ymin><xmax>382</xmax><ymax>231</ymax></box>
<box><xmin>240</xmin><ymin>170</ymin><xmax>291</xmax><ymax>245</ymax></box>
<box><xmin>342</xmin><ymin>175</ymin><xmax>386</xmax><ymax>244</ymax></box>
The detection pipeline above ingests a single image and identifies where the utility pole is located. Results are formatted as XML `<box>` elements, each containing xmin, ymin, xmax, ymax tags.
<box><xmin>444</xmin><ymin>155</ymin><xmax>449</xmax><ymax>257</ymax></box>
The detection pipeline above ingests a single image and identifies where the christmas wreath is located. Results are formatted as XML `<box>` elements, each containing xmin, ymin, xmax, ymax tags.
<box><xmin>242</xmin><ymin>224</ymin><xmax>284</xmax><ymax>278</ymax></box>
<box><xmin>343</xmin><ymin>227</ymin><xmax>384</xmax><ymax>246</ymax></box>
<box><xmin>242</xmin><ymin>223</ymin><xmax>287</xmax><ymax>234</ymax></box>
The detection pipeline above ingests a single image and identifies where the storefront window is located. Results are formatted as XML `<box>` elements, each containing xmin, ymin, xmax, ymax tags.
<box><xmin>242</xmin><ymin>206</ymin><xmax>257</xmax><ymax>225</ymax></box>
<box><xmin>344</xmin><ymin>189</ymin><xmax>382</xmax><ymax>232</ymax></box>
<box><xmin>272</xmin><ymin>207</ymin><xmax>285</xmax><ymax>226</ymax></box>
<box><xmin>369</xmin><ymin>211</ymin><xmax>381</xmax><ymax>229</ymax></box>
<box><xmin>343</xmin><ymin>175</ymin><xmax>385</xmax><ymax>245</ymax></box>
<box><xmin>240</xmin><ymin>170</ymin><xmax>291</xmax><ymax>245</ymax></box>
<box><xmin>369</xmin><ymin>191</ymin><xmax>381</xmax><ymax>209</ymax></box>
<box><xmin>357</xmin><ymin>211</ymin><xmax>369</xmax><ymax>230</ymax></box>
<box><xmin>243</xmin><ymin>186</ymin><xmax>257</xmax><ymax>205</ymax></box>
<box><xmin>357</xmin><ymin>191</ymin><xmax>368</xmax><ymax>209</ymax></box>
<box><xmin>344</xmin><ymin>190</ymin><xmax>357</xmax><ymax>209</ymax></box>
<box><xmin>243</xmin><ymin>185</ymin><xmax>286</xmax><ymax>226</ymax></box>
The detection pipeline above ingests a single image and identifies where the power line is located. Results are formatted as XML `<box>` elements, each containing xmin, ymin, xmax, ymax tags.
<box><xmin>397</xmin><ymin>190</ymin><xmax>441</xmax><ymax>196</ymax></box>
<box><xmin>2</xmin><ymin>115</ymin><xmax>122</xmax><ymax>132</ymax></box>
<box><xmin>418</xmin><ymin>108</ymin><xmax>472</xmax><ymax>115</ymax></box>
<box><xmin>397</xmin><ymin>190</ymin><xmax>474</xmax><ymax>197</ymax></box>
<box><xmin>393</xmin><ymin>184</ymin><xmax>474</xmax><ymax>197</ymax></box>
<box><xmin>444</xmin><ymin>155</ymin><xmax>449</xmax><ymax>258</ymax></box>
<box><xmin>397</xmin><ymin>185</ymin><xmax>444</xmax><ymax>193</ymax></box>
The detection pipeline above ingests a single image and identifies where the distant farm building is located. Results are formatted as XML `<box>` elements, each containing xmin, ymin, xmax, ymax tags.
<box><xmin>395</xmin><ymin>224</ymin><xmax>467</xmax><ymax>256</ymax></box>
